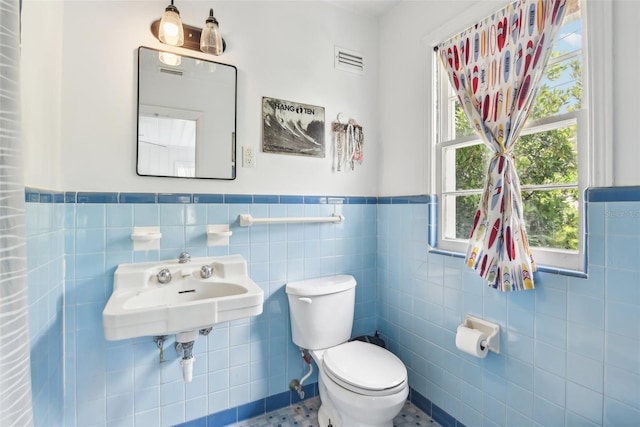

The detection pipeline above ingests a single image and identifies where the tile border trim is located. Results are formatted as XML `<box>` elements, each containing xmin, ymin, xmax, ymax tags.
<box><xmin>586</xmin><ymin>185</ymin><xmax>640</xmax><ymax>202</ymax></box>
<box><xmin>26</xmin><ymin>186</ymin><xmax>640</xmax><ymax>205</ymax></box>
<box><xmin>24</xmin><ymin>188</ymin><xmax>430</xmax><ymax>205</ymax></box>
<box><xmin>179</xmin><ymin>382</ymin><xmax>319</xmax><ymax>427</ymax></box>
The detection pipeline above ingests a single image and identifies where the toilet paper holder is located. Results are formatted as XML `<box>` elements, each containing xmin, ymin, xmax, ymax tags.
<box><xmin>459</xmin><ymin>314</ymin><xmax>500</xmax><ymax>354</ymax></box>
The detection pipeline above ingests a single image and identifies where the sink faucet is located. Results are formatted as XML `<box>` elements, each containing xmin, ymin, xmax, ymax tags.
<box><xmin>179</xmin><ymin>251</ymin><xmax>191</xmax><ymax>263</ymax></box>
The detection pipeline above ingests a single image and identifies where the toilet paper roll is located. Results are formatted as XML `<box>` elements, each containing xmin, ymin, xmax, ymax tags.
<box><xmin>455</xmin><ymin>326</ymin><xmax>489</xmax><ymax>358</ymax></box>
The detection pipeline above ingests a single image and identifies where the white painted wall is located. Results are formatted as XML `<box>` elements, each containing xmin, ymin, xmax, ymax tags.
<box><xmin>378</xmin><ymin>0</ymin><xmax>640</xmax><ymax>195</ymax></box>
<box><xmin>377</xmin><ymin>1</ymin><xmax>503</xmax><ymax>196</ymax></box>
<box><xmin>22</xmin><ymin>1</ymin><xmax>380</xmax><ymax>195</ymax></box>
<box><xmin>23</xmin><ymin>1</ymin><xmax>639</xmax><ymax>196</ymax></box>
<box><xmin>21</xmin><ymin>1</ymin><xmax>64</xmax><ymax>191</ymax></box>
<box><xmin>611</xmin><ymin>0</ymin><xmax>640</xmax><ymax>186</ymax></box>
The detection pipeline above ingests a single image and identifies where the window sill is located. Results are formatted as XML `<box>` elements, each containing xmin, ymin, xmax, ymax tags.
<box><xmin>427</xmin><ymin>247</ymin><xmax>588</xmax><ymax>279</ymax></box>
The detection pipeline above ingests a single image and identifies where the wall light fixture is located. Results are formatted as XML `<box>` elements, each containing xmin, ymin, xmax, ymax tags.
<box><xmin>151</xmin><ymin>2</ymin><xmax>227</xmax><ymax>56</ymax></box>
<box><xmin>158</xmin><ymin>0</ymin><xmax>184</xmax><ymax>46</ymax></box>
<box><xmin>200</xmin><ymin>9</ymin><xmax>224</xmax><ymax>55</ymax></box>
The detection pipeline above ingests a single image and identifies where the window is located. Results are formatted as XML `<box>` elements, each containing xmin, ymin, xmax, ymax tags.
<box><xmin>431</xmin><ymin>0</ymin><xmax>610</xmax><ymax>273</ymax></box>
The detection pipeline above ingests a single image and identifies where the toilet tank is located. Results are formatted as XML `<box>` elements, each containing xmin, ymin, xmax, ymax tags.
<box><xmin>285</xmin><ymin>275</ymin><xmax>357</xmax><ymax>350</ymax></box>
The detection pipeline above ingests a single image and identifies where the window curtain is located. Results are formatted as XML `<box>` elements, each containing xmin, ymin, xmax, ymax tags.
<box><xmin>438</xmin><ymin>0</ymin><xmax>567</xmax><ymax>291</ymax></box>
<box><xmin>0</xmin><ymin>0</ymin><xmax>34</xmax><ymax>425</ymax></box>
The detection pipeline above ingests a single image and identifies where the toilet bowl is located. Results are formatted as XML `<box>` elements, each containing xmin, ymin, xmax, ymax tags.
<box><xmin>285</xmin><ymin>275</ymin><xmax>409</xmax><ymax>427</ymax></box>
<box><xmin>312</xmin><ymin>341</ymin><xmax>408</xmax><ymax>427</ymax></box>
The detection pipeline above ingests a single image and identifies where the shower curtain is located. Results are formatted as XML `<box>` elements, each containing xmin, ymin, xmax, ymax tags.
<box><xmin>0</xmin><ymin>0</ymin><xmax>34</xmax><ymax>425</ymax></box>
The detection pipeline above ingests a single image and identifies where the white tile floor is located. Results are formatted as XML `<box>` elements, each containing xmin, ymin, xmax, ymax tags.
<box><xmin>231</xmin><ymin>396</ymin><xmax>441</xmax><ymax>427</ymax></box>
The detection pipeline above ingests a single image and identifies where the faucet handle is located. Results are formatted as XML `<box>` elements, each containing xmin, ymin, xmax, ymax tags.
<box><xmin>200</xmin><ymin>265</ymin><xmax>213</xmax><ymax>279</ymax></box>
<box><xmin>179</xmin><ymin>251</ymin><xmax>191</xmax><ymax>263</ymax></box>
<box><xmin>156</xmin><ymin>268</ymin><xmax>172</xmax><ymax>284</ymax></box>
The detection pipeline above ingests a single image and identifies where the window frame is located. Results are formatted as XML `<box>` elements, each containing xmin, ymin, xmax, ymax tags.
<box><xmin>425</xmin><ymin>0</ymin><xmax>612</xmax><ymax>275</ymax></box>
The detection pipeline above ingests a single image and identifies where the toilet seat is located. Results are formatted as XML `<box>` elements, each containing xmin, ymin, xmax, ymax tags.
<box><xmin>322</xmin><ymin>341</ymin><xmax>407</xmax><ymax>397</ymax></box>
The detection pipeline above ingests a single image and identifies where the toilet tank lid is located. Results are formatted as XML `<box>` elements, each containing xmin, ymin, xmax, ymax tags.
<box><xmin>286</xmin><ymin>274</ymin><xmax>356</xmax><ymax>296</ymax></box>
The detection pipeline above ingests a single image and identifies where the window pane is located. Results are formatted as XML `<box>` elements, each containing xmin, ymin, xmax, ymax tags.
<box><xmin>453</xmin><ymin>124</ymin><xmax>579</xmax><ymax>190</ymax></box>
<box><xmin>531</xmin><ymin>54</ymin><xmax>582</xmax><ymax>120</ymax></box>
<box><xmin>445</xmin><ymin>0</ymin><xmax>582</xmax><ymax>132</ymax></box>
<box><xmin>522</xmin><ymin>188</ymin><xmax>579</xmax><ymax>251</ymax></box>
<box><xmin>515</xmin><ymin>124</ymin><xmax>578</xmax><ymax>186</ymax></box>
<box><xmin>446</xmin><ymin>188</ymin><xmax>580</xmax><ymax>251</ymax></box>
<box><xmin>443</xmin><ymin>194</ymin><xmax>482</xmax><ymax>240</ymax></box>
<box><xmin>454</xmin><ymin>99</ymin><xmax>475</xmax><ymax>137</ymax></box>
<box><xmin>554</xmin><ymin>0</ymin><xmax>582</xmax><ymax>54</ymax></box>
<box><xmin>455</xmin><ymin>144</ymin><xmax>491</xmax><ymax>191</ymax></box>
<box><xmin>532</xmin><ymin>0</ymin><xmax>582</xmax><ymax>120</ymax></box>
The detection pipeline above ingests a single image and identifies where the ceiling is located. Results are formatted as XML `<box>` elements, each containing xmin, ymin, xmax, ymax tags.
<box><xmin>326</xmin><ymin>0</ymin><xmax>401</xmax><ymax>17</ymax></box>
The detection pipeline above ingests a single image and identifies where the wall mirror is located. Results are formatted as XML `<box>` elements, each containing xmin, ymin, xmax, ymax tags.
<box><xmin>137</xmin><ymin>46</ymin><xmax>237</xmax><ymax>179</ymax></box>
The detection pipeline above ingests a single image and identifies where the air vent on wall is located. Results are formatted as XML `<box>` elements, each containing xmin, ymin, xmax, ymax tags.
<box><xmin>334</xmin><ymin>46</ymin><xmax>364</xmax><ymax>74</ymax></box>
<box><xmin>159</xmin><ymin>67</ymin><xmax>183</xmax><ymax>76</ymax></box>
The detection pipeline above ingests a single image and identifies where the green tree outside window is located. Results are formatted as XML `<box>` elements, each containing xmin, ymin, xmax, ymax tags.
<box><xmin>454</xmin><ymin>55</ymin><xmax>581</xmax><ymax>250</ymax></box>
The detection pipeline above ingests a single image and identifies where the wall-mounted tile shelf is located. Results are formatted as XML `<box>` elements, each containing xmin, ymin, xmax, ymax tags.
<box><xmin>131</xmin><ymin>226</ymin><xmax>161</xmax><ymax>251</ymax></box>
<box><xmin>207</xmin><ymin>225</ymin><xmax>233</xmax><ymax>246</ymax></box>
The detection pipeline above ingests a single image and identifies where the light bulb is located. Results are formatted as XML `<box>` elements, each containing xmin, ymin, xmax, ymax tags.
<box><xmin>159</xmin><ymin>1</ymin><xmax>184</xmax><ymax>46</ymax></box>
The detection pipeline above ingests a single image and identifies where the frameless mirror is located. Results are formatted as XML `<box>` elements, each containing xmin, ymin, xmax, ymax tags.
<box><xmin>136</xmin><ymin>46</ymin><xmax>237</xmax><ymax>179</ymax></box>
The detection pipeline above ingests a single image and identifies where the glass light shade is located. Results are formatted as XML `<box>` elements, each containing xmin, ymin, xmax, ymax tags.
<box><xmin>200</xmin><ymin>9</ymin><xmax>223</xmax><ymax>55</ymax></box>
<box><xmin>158</xmin><ymin>51</ymin><xmax>181</xmax><ymax>66</ymax></box>
<box><xmin>159</xmin><ymin>4</ymin><xmax>184</xmax><ymax>46</ymax></box>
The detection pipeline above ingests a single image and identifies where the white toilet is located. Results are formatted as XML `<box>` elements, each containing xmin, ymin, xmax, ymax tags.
<box><xmin>286</xmin><ymin>275</ymin><xmax>408</xmax><ymax>427</ymax></box>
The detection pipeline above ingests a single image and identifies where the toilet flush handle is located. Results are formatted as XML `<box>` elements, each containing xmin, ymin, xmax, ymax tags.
<box><xmin>298</xmin><ymin>297</ymin><xmax>312</xmax><ymax>304</ymax></box>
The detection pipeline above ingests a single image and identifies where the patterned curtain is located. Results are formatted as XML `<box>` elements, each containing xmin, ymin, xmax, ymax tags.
<box><xmin>0</xmin><ymin>0</ymin><xmax>34</xmax><ymax>425</ymax></box>
<box><xmin>438</xmin><ymin>0</ymin><xmax>567</xmax><ymax>291</ymax></box>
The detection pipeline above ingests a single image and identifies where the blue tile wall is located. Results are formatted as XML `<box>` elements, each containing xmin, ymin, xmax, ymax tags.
<box><xmin>26</xmin><ymin>187</ymin><xmax>640</xmax><ymax>427</ymax></box>
<box><xmin>26</xmin><ymin>191</ymin><xmax>378</xmax><ymax>426</ymax></box>
<box><xmin>26</xmin><ymin>201</ymin><xmax>65</xmax><ymax>427</ymax></box>
<box><xmin>376</xmin><ymin>189</ymin><xmax>640</xmax><ymax>427</ymax></box>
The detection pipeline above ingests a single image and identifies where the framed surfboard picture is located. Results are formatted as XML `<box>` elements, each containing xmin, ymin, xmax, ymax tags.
<box><xmin>261</xmin><ymin>97</ymin><xmax>325</xmax><ymax>158</ymax></box>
